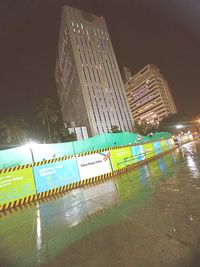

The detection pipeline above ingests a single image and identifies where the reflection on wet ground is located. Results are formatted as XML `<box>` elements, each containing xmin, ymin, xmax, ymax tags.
<box><xmin>1</xmin><ymin>141</ymin><xmax>200</xmax><ymax>267</ymax></box>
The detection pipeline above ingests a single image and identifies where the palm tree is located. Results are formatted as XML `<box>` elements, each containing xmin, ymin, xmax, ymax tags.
<box><xmin>0</xmin><ymin>117</ymin><xmax>29</xmax><ymax>145</ymax></box>
<box><xmin>35</xmin><ymin>98</ymin><xmax>60</xmax><ymax>143</ymax></box>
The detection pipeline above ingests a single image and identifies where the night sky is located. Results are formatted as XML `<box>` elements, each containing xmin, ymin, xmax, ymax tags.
<box><xmin>0</xmin><ymin>0</ymin><xmax>199</xmax><ymax>122</ymax></box>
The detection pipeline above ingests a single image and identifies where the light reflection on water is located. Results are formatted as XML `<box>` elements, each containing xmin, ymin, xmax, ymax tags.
<box><xmin>178</xmin><ymin>141</ymin><xmax>200</xmax><ymax>179</ymax></box>
<box><xmin>36</xmin><ymin>204</ymin><xmax>42</xmax><ymax>251</ymax></box>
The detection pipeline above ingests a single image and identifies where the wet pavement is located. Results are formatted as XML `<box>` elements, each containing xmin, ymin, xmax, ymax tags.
<box><xmin>1</xmin><ymin>141</ymin><xmax>200</xmax><ymax>267</ymax></box>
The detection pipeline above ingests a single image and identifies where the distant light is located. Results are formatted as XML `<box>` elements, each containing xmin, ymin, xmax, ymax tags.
<box><xmin>176</xmin><ymin>124</ymin><xmax>183</xmax><ymax>129</ymax></box>
<box><xmin>23</xmin><ymin>141</ymin><xmax>38</xmax><ymax>149</ymax></box>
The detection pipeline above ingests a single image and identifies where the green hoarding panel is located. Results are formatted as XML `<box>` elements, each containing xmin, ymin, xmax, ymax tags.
<box><xmin>110</xmin><ymin>147</ymin><xmax>132</xmax><ymax>171</ymax></box>
<box><xmin>32</xmin><ymin>142</ymin><xmax>74</xmax><ymax>162</ymax></box>
<box><xmin>0</xmin><ymin>146</ymin><xmax>32</xmax><ymax>169</ymax></box>
<box><xmin>73</xmin><ymin>134</ymin><xmax>107</xmax><ymax>154</ymax></box>
<box><xmin>105</xmin><ymin>133</ymin><xmax>126</xmax><ymax>147</ymax></box>
<box><xmin>142</xmin><ymin>143</ymin><xmax>155</xmax><ymax>159</ymax></box>
<box><xmin>0</xmin><ymin>168</ymin><xmax>36</xmax><ymax>205</ymax></box>
<box><xmin>105</xmin><ymin>132</ymin><xmax>138</xmax><ymax>147</ymax></box>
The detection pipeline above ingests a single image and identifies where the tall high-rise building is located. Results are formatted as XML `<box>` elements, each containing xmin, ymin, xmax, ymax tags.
<box><xmin>55</xmin><ymin>6</ymin><xmax>133</xmax><ymax>136</ymax></box>
<box><xmin>122</xmin><ymin>66</ymin><xmax>132</xmax><ymax>82</ymax></box>
<box><xmin>124</xmin><ymin>64</ymin><xmax>177</xmax><ymax>125</ymax></box>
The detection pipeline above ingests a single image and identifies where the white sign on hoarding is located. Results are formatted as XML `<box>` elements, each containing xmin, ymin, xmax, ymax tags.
<box><xmin>77</xmin><ymin>151</ymin><xmax>111</xmax><ymax>180</ymax></box>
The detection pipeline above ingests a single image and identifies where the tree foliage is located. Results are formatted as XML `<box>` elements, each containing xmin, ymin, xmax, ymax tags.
<box><xmin>35</xmin><ymin>98</ymin><xmax>60</xmax><ymax>142</ymax></box>
<box><xmin>133</xmin><ymin>121</ymin><xmax>158</xmax><ymax>136</ymax></box>
<box><xmin>110</xmin><ymin>125</ymin><xmax>122</xmax><ymax>133</ymax></box>
<box><xmin>0</xmin><ymin>117</ymin><xmax>29</xmax><ymax>145</ymax></box>
<box><xmin>51</xmin><ymin>125</ymin><xmax>77</xmax><ymax>143</ymax></box>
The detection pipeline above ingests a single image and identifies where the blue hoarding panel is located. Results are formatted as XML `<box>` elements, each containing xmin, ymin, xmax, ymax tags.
<box><xmin>131</xmin><ymin>145</ymin><xmax>145</xmax><ymax>161</ymax></box>
<box><xmin>33</xmin><ymin>158</ymin><xmax>80</xmax><ymax>193</ymax></box>
<box><xmin>153</xmin><ymin>141</ymin><xmax>162</xmax><ymax>155</ymax></box>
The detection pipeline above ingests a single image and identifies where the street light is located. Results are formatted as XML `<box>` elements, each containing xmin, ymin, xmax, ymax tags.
<box><xmin>176</xmin><ymin>124</ymin><xmax>183</xmax><ymax>129</ymax></box>
<box><xmin>23</xmin><ymin>141</ymin><xmax>37</xmax><ymax>164</ymax></box>
<box><xmin>23</xmin><ymin>142</ymin><xmax>38</xmax><ymax>191</ymax></box>
<box><xmin>29</xmin><ymin>147</ymin><xmax>35</xmax><ymax>163</ymax></box>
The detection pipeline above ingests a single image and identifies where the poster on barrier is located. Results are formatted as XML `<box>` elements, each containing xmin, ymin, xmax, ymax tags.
<box><xmin>110</xmin><ymin>147</ymin><xmax>132</xmax><ymax>171</ymax></box>
<box><xmin>142</xmin><ymin>143</ymin><xmax>155</xmax><ymax>159</ymax></box>
<box><xmin>77</xmin><ymin>151</ymin><xmax>112</xmax><ymax>180</ymax></box>
<box><xmin>33</xmin><ymin>158</ymin><xmax>80</xmax><ymax>193</ymax></box>
<box><xmin>153</xmin><ymin>141</ymin><xmax>162</xmax><ymax>155</ymax></box>
<box><xmin>160</xmin><ymin>140</ymin><xmax>168</xmax><ymax>152</ymax></box>
<box><xmin>131</xmin><ymin>145</ymin><xmax>145</xmax><ymax>162</ymax></box>
<box><xmin>0</xmin><ymin>168</ymin><xmax>36</xmax><ymax>205</ymax></box>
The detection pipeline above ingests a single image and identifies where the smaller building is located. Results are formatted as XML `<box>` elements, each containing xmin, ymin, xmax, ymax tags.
<box><xmin>68</xmin><ymin>126</ymin><xmax>88</xmax><ymax>140</ymax></box>
<box><xmin>124</xmin><ymin>64</ymin><xmax>177</xmax><ymax>125</ymax></box>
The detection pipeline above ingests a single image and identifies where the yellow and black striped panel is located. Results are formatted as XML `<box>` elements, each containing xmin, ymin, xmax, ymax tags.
<box><xmin>0</xmin><ymin>154</ymin><xmax>77</xmax><ymax>174</ymax></box>
<box><xmin>76</xmin><ymin>147</ymin><xmax>109</xmax><ymax>158</ymax></box>
<box><xmin>0</xmin><ymin>193</ymin><xmax>38</xmax><ymax>212</ymax></box>
<box><xmin>0</xmin><ymin>164</ymin><xmax>33</xmax><ymax>174</ymax></box>
<box><xmin>32</xmin><ymin>154</ymin><xmax>75</xmax><ymax>167</ymax></box>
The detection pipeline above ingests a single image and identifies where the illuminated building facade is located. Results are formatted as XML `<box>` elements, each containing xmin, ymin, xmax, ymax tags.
<box><xmin>55</xmin><ymin>6</ymin><xmax>133</xmax><ymax>136</ymax></box>
<box><xmin>125</xmin><ymin>64</ymin><xmax>177</xmax><ymax>125</ymax></box>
